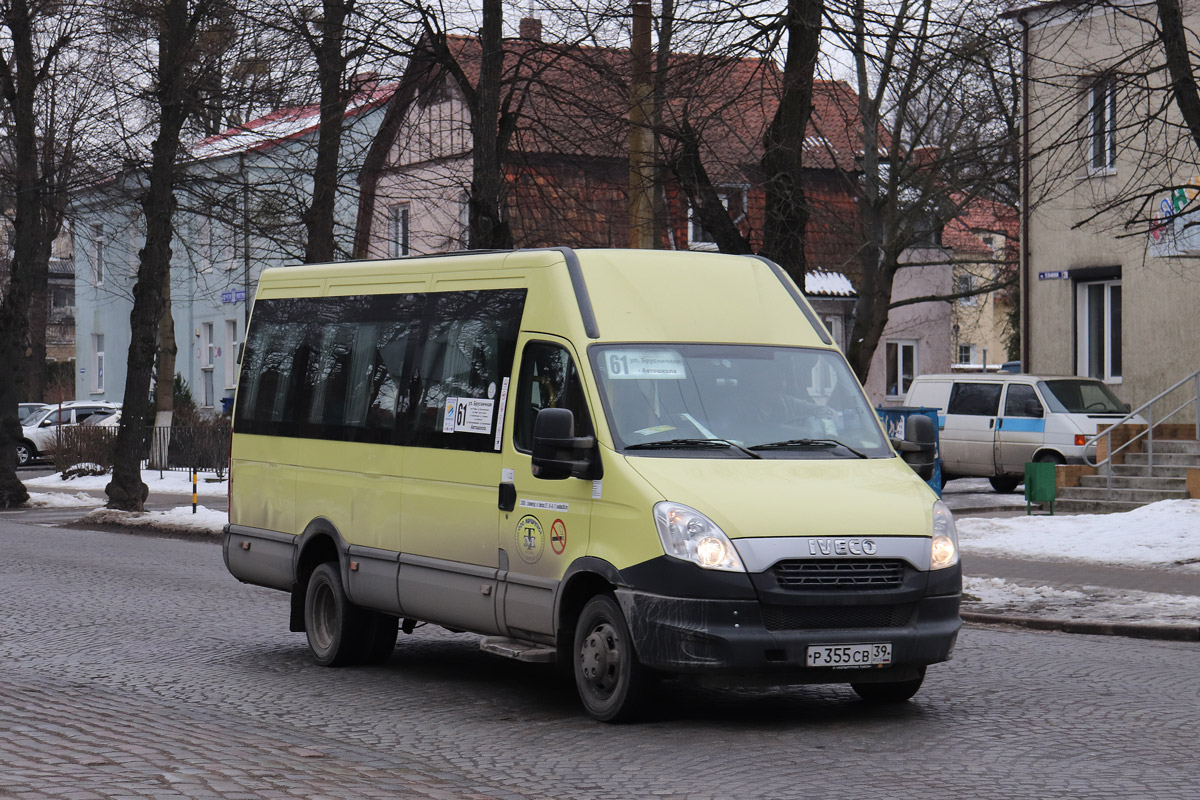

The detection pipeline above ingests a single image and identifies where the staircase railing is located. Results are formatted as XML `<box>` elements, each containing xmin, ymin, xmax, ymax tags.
<box><xmin>1086</xmin><ymin>368</ymin><xmax>1200</xmax><ymax>496</ymax></box>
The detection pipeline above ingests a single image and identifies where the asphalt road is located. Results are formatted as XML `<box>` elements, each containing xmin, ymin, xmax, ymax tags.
<box><xmin>1</xmin><ymin>516</ymin><xmax>1197</xmax><ymax>799</ymax></box>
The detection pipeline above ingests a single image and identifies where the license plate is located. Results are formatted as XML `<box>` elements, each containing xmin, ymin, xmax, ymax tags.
<box><xmin>806</xmin><ymin>643</ymin><xmax>892</xmax><ymax>668</ymax></box>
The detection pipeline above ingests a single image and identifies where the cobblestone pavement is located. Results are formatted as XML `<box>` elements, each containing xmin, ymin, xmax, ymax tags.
<box><xmin>1</xmin><ymin>517</ymin><xmax>1198</xmax><ymax>799</ymax></box>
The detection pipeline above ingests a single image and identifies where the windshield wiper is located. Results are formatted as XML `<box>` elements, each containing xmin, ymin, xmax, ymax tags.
<box><xmin>748</xmin><ymin>438</ymin><xmax>868</xmax><ymax>458</ymax></box>
<box><xmin>625</xmin><ymin>438</ymin><xmax>762</xmax><ymax>459</ymax></box>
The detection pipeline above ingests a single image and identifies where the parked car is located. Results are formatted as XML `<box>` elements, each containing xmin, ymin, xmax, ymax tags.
<box><xmin>18</xmin><ymin>403</ymin><xmax>50</xmax><ymax>425</ymax></box>
<box><xmin>16</xmin><ymin>402</ymin><xmax>122</xmax><ymax>465</ymax></box>
<box><xmin>904</xmin><ymin>373</ymin><xmax>1142</xmax><ymax>493</ymax></box>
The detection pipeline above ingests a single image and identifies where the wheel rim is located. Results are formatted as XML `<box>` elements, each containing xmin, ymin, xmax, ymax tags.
<box><xmin>579</xmin><ymin>621</ymin><xmax>623</xmax><ymax>697</ymax></box>
<box><xmin>16</xmin><ymin>445</ymin><xmax>28</xmax><ymax>465</ymax></box>
<box><xmin>311</xmin><ymin>580</ymin><xmax>336</xmax><ymax>652</ymax></box>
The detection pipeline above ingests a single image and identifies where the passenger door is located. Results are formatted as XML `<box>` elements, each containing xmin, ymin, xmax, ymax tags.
<box><xmin>942</xmin><ymin>382</ymin><xmax>1003</xmax><ymax>476</ymax></box>
<box><xmin>497</xmin><ymin>337</ymin><xmax>595</xmax><ymax>640</ymax></box>
<box><xmin>995</xmin><ymin>383</ymin><xmax>1045</xmax><ymax>474</ymax></box>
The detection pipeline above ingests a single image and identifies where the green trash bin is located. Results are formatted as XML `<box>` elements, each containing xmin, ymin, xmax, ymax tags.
<box><xmin>1024</xmin><ymin>461</ymin><xmax>1056</xmax><ymax>515</ymax></box>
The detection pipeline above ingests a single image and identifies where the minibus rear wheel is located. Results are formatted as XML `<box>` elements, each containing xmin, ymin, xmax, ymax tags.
<box><xmin>851</xmin><ymin>667</ymin><xmax>925</xmax><ymax>703</ymax></box>
<box><xmin>305</xmin><ymin>562</ymin><xmax>368</xmax><ymax>667</ymax></box>
<box><xmin>573</xmin><ymin>594</ymin><xmax>649</xmax><ymax>723</ymax></box>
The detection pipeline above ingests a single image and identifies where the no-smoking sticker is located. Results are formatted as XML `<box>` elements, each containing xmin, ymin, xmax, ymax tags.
<box><xmin>550</xmin><ymin>518</ymin><xmax>567</xmax><ymax>555</ymax></box>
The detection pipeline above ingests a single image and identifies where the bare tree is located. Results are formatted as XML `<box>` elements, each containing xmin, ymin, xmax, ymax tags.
<box><xmin>105</xmin><ymin>0</ymin><xmax>231</xmax><ymax>511</ymax></box>
<box><xmin>0</xmin><ymin>0</ymin><xmax>86</xmax><ymax>506</ymax></box>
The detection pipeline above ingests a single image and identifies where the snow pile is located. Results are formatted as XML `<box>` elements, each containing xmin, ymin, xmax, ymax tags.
<box><xmin>81</xmin><ymin>505</ymin><xmax>227</xmax><ymax>535</ymax></box>
<box><xmin>956</xmin><ymin>499</ymin><xmax>1200</xmax><ymax>568</ymax></box>
<box><xmin>25</xmin><ymin>492</ymin><xmax>100</xmax><ymax>508</ymax></box>
<box><xmin>963</xmin><ymin>576</ymin><xmax>1200</xmax><ymax>625</ymax></box>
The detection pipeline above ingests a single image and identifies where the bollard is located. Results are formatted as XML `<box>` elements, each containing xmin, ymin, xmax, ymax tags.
<box><xmin>192</xmin><ymin>468</ymin><xmax>198</xmax><ymax>514</ymax></box>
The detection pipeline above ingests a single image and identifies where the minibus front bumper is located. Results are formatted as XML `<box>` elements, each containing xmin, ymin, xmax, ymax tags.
<box><xmin>613</xmin><ymin>572</ymin><xmax>961</xmax><ymax>679</ymax></box>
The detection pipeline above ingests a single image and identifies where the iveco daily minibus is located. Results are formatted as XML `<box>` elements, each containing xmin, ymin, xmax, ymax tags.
<box><xmin>223</xmin><ymin>248</ymin><xmax>960</xmax><ymax>721</ymax></box>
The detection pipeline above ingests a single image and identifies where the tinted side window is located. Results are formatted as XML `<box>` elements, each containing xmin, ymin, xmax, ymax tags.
<box><xmin>1003</xmin><ymin>384</ymin><xmax>1042</xmax><ymax>417</ymax></box>
<box><xmin>947</xmin><ymin>382</ymin><xmax>1002</xmax><ymax>416</ymax></box>
<box><xmin>514</xmin><ymin>342</ymin><xmax>594</xmax><ymax>453</ymax></box>
<box><xmin>234</xmin><ymin>294</ymin><xmax>421</xmax><ymax>443</ymax></box>
<box><xmin>406</xmin><ymin>290</ymin><xmax>526</xmax><ymax>452</ymax></box>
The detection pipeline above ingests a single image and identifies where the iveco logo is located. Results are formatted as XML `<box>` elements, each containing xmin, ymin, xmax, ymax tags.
<box><xmin>808</xmin><ymin>538</ymin><xmax>878</xmax><ymax>556</ymax></box>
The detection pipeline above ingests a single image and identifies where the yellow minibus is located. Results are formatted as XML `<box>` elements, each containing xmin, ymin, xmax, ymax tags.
<box><xmin>223</xmin><ymin>248</ymin><xmax>958</xmax><ymax>721</ymax></box>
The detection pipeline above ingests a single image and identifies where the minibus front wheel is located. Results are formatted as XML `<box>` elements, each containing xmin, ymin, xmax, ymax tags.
<box><xmin>573</xmin><ymin>594</ymin><xmax>650</xmax><ymax>722</ymax></box>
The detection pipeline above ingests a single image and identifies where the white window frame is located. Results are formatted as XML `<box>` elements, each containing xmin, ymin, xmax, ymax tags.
<box><xmin>92</xmin><ymin>224</ymin><xmax>105</xmax><ymax>286</ymax></box>
<box><xmin>389</xmin><ymin>203</ymin><xmax>410</xmax><ymax>258</ymax></box>
<box><xmin>1076</xmin><ymin>279</ymin><xmax>1122</xmax><ymax>383</ymax></box>
<box><xmin>92</xmin><ymin>334</ymin><xmax>105</xmax><ymax>394</ymax></box>
<box><xmin>822</xmin><ymin>314</ymin><xmax>845</xmax><ymax>352</ymax></box>
<box><xmin>955</xmin><ymin>272</ymin><xmax>977</xmax><ymax>306</ymax></box>
<box><xmin>224</xmin><ymin>319</ymin><xmax>239</xmax><ymax>389</ymax></box>
<box><xmin>957</xmin><ymin>343</ymin><xmax>976</xmax><ymax>365</ymax></box>
<box><xmin>1089</xmin><ymin>77</ymin><xmax>1117</xmax><ymax>174</ymax></box>
<box><xmin>201</xmin><ymin>322</ymin><xmax>215</xmax><ymax>369</ymax></box>
<box><xmin>885</xmin><ymin>339</ymin><xmax>918</xmax><ymax>398</ymax></box>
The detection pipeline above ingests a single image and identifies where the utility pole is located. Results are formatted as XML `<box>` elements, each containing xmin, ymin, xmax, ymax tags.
<box><xmin>629</xmin><ymin>0</ymin><xmax>655</xmax><ymax>249</ymax></box>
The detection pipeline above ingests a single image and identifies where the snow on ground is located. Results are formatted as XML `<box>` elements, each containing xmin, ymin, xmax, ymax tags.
<box><xmin>81</xmin><ymin>505</ymin><xmax>228</xmax><ymax>536</ymax></box>
<box><xmin>962</xmin><ymin>576</ymin><xmax>1200</xmax><ymax>625</ymax></box>
<box><xmin>24</xmin><ymin>468</ymin><xmax>228</xmax><ymax>497</ymax></box>
<box><xmin>956</xmin><ymin>500</ymin><xmax>1200</xmax><ymax>568</ymax></box>
<box><xmin>25</xmin><ymin>491</ymin><xmax>100</xmax><ymax>508</ymax></box>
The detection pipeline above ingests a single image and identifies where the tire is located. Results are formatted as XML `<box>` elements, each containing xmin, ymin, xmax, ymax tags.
<box><xmin>1036</xmin><ymin>452</ymin><xmax>1065</xmax><ymax>465</ymax></box>
<box><xmin>989</xmin><ymin>475</ymin><xmax>1021</xmax><ymax>494</ymax></box>
<box><xmin>304</xmin><ymin>562</ymin><xmax>368</xmax><ymax>667</ymax></box>
<box><xmin>361</xmin><ymin>612</ymin><xmax>399</xmax><ymax>665</ymax></box>
<box><xmin>573</xmin><ymin>594</ymin><xmax>650</xmax><ymax>723</ymax></box>
<box><xmin>851</xmin><ymin>667</ymin><xmax>926</xmax><ymax>703</ymax></box>
<box><xmin>15</xmin><ymin>441</ymin><xmax>34</xmax><ymax>466</ymax></box>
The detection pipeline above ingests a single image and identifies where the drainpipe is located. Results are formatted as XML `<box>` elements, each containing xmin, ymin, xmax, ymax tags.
<box><xmin>1019</xmin><ymin>12</ymin><xmax>1032</xmax><ymax>372</ymax></box>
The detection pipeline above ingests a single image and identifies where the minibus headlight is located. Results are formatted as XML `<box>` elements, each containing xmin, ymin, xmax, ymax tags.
<box><xmin>930</xmin><ymin>500</ymin><xmax>959</xmax><ymax>570</ymax></box>
<box><xmin>653</xmin><ymin>502</ymin><xmax>745</xmax><ymax>572</ymax></box>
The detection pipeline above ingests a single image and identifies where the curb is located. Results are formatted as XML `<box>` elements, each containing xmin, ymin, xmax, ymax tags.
<box><xmin>962</xmin><ymin>611</ymin><xmax>1200</xmax><ymax>642</ymax></box>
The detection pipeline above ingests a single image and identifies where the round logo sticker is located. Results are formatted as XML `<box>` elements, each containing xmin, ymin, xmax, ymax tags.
<box><xmin>550</xmin><ymin>519</ymin><xmax>567</xmax><ymax>555</ymax></box>
<box><xmin>515</xmin><ymin>515</ymin><xmax>545</xmax><ymax>564</ymax></box>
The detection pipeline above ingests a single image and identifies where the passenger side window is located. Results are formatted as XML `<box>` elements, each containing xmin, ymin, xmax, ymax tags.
<box><xmin>514</xmin><ymin>342</ymin><xmax>594</xmax><ymax>453</ymax></box>
<box><xmin>408</xmin><ymin>290</ymin><xmax>525</xmax><ymax>452</ymax></box>
<box><xmin>947</xmin><ymin>382</ymin><xmax>1002</xmax><ymax>416</ymax></box>
<box><xmin>1003</xmin><ymin>384</ymin><xmax>1042</xmax><ymax>418</ymax></box>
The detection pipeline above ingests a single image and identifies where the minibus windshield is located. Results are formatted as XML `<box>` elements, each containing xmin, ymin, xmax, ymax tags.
<box><xmin>1038</xmin><ymin>379</ymin><xmax>1128</xmax><ymax>414</ymax></box>
<box><xmin>590</xmin><ymin>344</ymin><xmax>890</xmax><ymax>457</ymax></box>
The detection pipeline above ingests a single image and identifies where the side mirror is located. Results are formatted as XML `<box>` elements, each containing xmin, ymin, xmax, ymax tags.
<box><xmin>1124</xmin><ymin>402</ymin><xmax>1132</xmax><ymax>413</ymax></box>
<box><xmin>40</xmin><ymin>418</ymin><xmax>55</xmax><ymax>428</ymax></box>
<box><xmin>1025</xmin><ymin>400</ymin><xmax>1044</xmax><ymax>418</ymax></box>
<box><xmin>531</xmin><ymin>408</ymin><xmax>601</xmax><ymax>480</ymax></box>
<box><xmin>891</xmin><ymin>414</ymin><xmax>936</xmax><ymax>481</ymax></box>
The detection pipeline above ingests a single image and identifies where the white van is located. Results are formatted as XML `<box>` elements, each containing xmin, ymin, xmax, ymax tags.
<box><xmin>904</xmin><ymin>373</ymin><xmax>1137</xmax><ymax>492</ymax></box>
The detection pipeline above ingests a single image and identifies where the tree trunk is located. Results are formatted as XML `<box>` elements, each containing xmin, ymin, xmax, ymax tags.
<box><xmin>1155</xmin><ymin>0</ymin><xmax>1200</xmax><ymax>153</ymax></box>
<box><xmin>759</xmin><ymin>0</ymin><xmax>823</xmax><ymax>282</ymax></box>
<box><xmin>302</xmin><ymin>0</ymin><xmax>351</xmax><ymax>264</ymax></box>
<box><xmin>468</xmin><ymin>0</ymin><xmax>513</xmax><ymax>250</ymax></box>
<box><xmin>0</xmin><ymin>0</ymin><xmax>44</xmax><ymax>506</ymax></box>
<box><xmin>106</xmin><ymin>0</ymin><xmax>194</xmax><ymax>511</ymax></box>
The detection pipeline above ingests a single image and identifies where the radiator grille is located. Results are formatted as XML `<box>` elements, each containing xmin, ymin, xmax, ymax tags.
<box><xmin>761</xmin><ymin>603</ymin><xmax>914</xmax><ymax>631</ymax></box>
<box><xmin>771</xmin><ymin>559</ymin><xmax>905</xmax><ymax>590</ymax></box>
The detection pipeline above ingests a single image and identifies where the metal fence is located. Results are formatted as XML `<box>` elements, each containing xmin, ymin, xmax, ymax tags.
<box><xmin>53</xmin><ymin>421</ymin><xmax>231</xmax><ymax>475</ymax></box>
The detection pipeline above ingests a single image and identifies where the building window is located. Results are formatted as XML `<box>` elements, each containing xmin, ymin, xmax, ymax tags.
<box><xmin>885</xmin><ymin>340</ymin><xmax>917</xmax><ymax>397</ymax></box>
<box><xmin>1089</xmin><ymin>77</ymin><xmax>1116</xmax><ymax>172</ymax></box>
<box><xmin>955</xmin><ymin>272</ymin><xmax>977</xmax><ymax>305</ymax></box>
<box><xmin>389</xmin><ymin>204</ymin><xmax>409</xmax><ymax>258</ymax></box>
<box><xmin>225</xmin><ymin>319</ymin><xmax>239</xmax><ymax>390</ymax></box>
<box><xmin>92</xmin><ymin>334</ymin><xmax>105</xmax><ymax>393</ymax></box>
<box><xmin>822</xmin><ymin>314</ymin><xmax>845</xmax><ymax>351</ymax></box>
<box><xmin>1076</xmin><ymin>279</ymin><xmax>1121</xmax><ymax>381</ymax></box>
<box><xmin>92</xmin><ymin>224</ymin><xmax>104</xmax><ymax>285</ymax></box>
<box><xmin>689</xmin><ymin>187</ymin><xmax>745</xmax><ymax>250</ymax></box>
<box><xmin>957</xmin><ymin>343</ymin><xmax>975</xmax><ymax>365</ymax></box>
